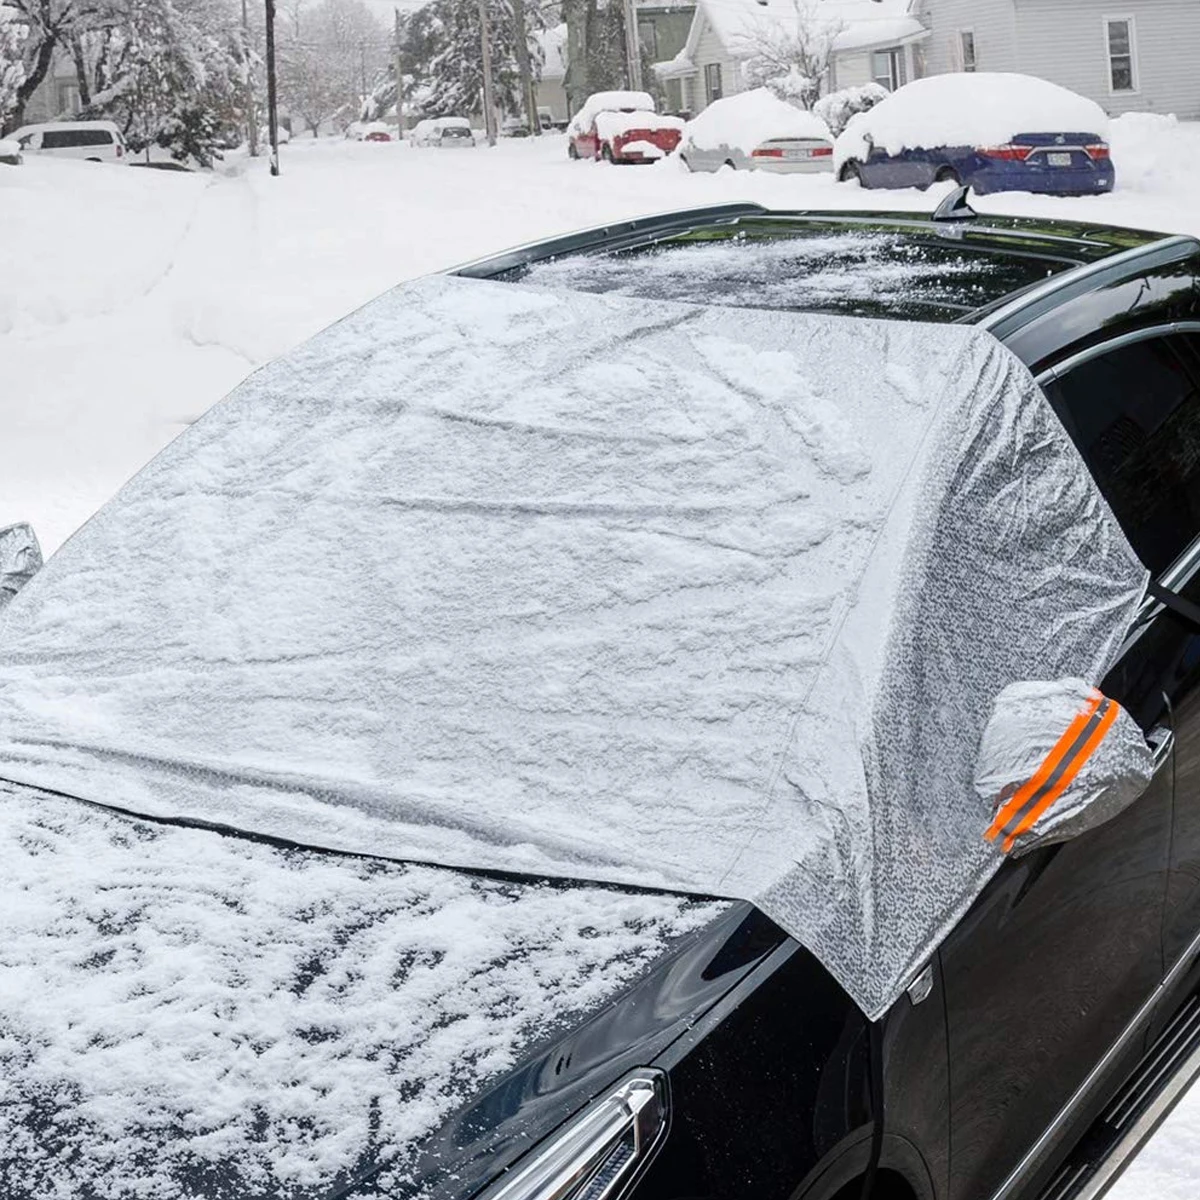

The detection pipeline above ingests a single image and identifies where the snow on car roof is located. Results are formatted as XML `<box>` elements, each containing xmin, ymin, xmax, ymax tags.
<box><xmin>517</xmin><ymin>229</ymin><xmax>1069</xmax><ymax>322</ymax></box>
<box><xmin>570</xmin><ymin>90</ymin><xmax>655</xmax><ymax>132</ymax></box>
<box><xmin>0</xmin><ymin>779</ymin><xmax>720</xmax><ymax>1197</ymax></box>
<box><xmin>835</xmin><ymin>72</ymin><xmax>1111</xmax><ymax>166</ymax></box>
<box><xmin>683</xmin><ymin>88</ymin><xmax>830</xmax><ymax>153</ymax></box>
<box><xmin>11</xmin><ymin>119</ymin><xmax>122</xmax><ymax>136</ymax></box>
<box><xmin>0</xmin><ymin>274</ymin><xmax>1144</xmax><ymax>1019</ymax></box>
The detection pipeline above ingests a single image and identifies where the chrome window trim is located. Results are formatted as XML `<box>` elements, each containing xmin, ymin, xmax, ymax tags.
<box><xmin>988</xmin><ymin>916</ymin><xmax>1200</xmax><ymax>1200</ymax></box>
<box><xmin>979</xmin><ymin>234</ymin><xmax>1199</xmax><ymax>338</ymax></box>
<box><xmin>1035</xmin><ymin>320</ymin><xmax>1200</xmax><ymax>386</ymax></box>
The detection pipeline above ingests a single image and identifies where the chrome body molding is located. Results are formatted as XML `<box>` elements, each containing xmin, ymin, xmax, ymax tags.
<box><xmin>988</xmin><ymin>919</ymin><xmax>1200</xmax><ymax>1200</ymax></box>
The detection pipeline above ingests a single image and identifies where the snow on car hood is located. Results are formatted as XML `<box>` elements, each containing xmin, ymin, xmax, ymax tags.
<box><xmin>0</xmin><ymin>274</ymin><xmax>1145</xmax><ymax>1018</ymax></box>
<box><xmin>0</xmin><ymin>780</ymin><xmax>721</xmax><ymax>1198</ymax></box>
<box><xmin>835</xmin><ymin>72</ymin><xmax>1111</xmax><ymax>167</ymax></box>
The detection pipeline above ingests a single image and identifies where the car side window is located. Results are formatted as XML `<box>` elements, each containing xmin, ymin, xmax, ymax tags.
<box><xmin>1043</xmin><ymin>333</ymin><xmax>1200</xmax><ymax>576</ymax></box>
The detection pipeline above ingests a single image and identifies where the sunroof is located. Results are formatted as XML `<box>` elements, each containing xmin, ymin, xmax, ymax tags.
<box><xmin>513</xmin><ymin>224</ymin><xmax>1078</xmax><ymax>323</ymax></box>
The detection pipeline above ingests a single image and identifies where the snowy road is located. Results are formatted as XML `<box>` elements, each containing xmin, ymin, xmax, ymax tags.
<box><xmin>3</xmin><ymin>124</ymin><xmax>1200</xmax><ymax>1194</ymax></box>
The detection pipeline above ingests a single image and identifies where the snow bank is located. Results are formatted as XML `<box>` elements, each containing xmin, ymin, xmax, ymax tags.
<box><xmin>835</xmin><ymin>73</ymin><xmax>1110</xmax><ymax>166</ymax></box>
<box><xmin>683</xmin><ymin>88</ymin><xmax>831</xmax><ymax>154</ymax></box>
<box><xmin>569</xmin><ymin>90</ymin><xmax>655</xmax><ymax>133</ymax></box>
<box><xmin>594</xmin><ymin>110</ymin><xmax>685</xmax><ymax>140</ymax></box>
<box><xmin>1108</xmin><ymin>111</ymin><xmax>1192</xmax><ymax>194</ymax></box>
<box><xmin>618</xmin><ymin>139</ymin><xmax>666</xmax><ymax>158</ymax></box>
<box><xmin>0</xmin><ymin>780</ymin><xmax>720</xmax><ymax>1197</ymax></box>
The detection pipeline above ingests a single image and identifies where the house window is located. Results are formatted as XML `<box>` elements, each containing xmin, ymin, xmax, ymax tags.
<box><xmin>959</xmin><ymin>30</ymin><xmax>977</xmax><ymax>72</ymax></box>
<box><xmin>56</xmin><ymin>82</ymin><xmax>81</xmax><ymax>114</ymax></box>
<box><xmin>1105</xmin><ymin>17</ymin><xmax>1137</xmax><ymax>92</ymax></box>
<box><xmin>704</xmin><ymin>62</ymin><xmax>723</xmax><ymax>104</ymax></box>
<box><xmin>871</xmin><ymin>48</ymin><xmax>907</xmax><ymax>92</ymax></box>
<box><xmin>638</xmin><ymin>20</ymin><xmax>658</xmax><ymax>62</ymax></box>
<box><xmin>912</xmin><ymin>42</ymin><xmax>927</xmax><ymax>79</ymax></box>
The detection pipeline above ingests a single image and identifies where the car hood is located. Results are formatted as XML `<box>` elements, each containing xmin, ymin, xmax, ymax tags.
<box><xmin>0</xmin><ymin>781</ymin><xmax>727</xmax><ymax>1199</ymax></box>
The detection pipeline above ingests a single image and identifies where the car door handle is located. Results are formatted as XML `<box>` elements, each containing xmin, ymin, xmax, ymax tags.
<box><xmin>1150</xmin><ymin>726</ymin><xmax>1175</xmax><ymax>771</ymax></box>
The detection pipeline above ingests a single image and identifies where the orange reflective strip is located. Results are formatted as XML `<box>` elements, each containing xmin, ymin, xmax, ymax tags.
<box><xmin>984</xmin><ymin>691</ymin><xmax>1103</xmax><ymax>844</ymax></box>
<box><xmin>1000</xmin><ymin>698</ymin><xmax>1121</xmax><ymax>853</ymax></box>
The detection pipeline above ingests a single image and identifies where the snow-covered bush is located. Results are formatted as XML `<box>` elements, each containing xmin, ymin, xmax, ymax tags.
<box><xmin>813</xmin><ymin>82</ymin><xmax>887</xmax><ymax>137</ymax></box>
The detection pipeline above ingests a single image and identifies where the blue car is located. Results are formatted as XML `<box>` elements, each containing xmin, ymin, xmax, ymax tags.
<box><xmin>834</xmin><ymin>73</ymin><xmax>1116</xmax><ymax>196</ymax></box>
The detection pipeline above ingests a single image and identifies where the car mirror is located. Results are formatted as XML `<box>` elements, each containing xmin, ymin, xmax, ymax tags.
<box><xmin>0</xmin><ymin>523</ymin><xmax>43</xmax><ymax>610</ymax></box>
<box><xmin>974</xmin><ymin>679</ymin><xmax>1155</xmax><ymax>856</ymax></box>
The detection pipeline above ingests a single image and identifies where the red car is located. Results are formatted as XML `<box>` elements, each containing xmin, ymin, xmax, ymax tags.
<box><xmin>567</xmin><ymin>90</ymin><xmax>685</xmax><ymax>163</ymax></box>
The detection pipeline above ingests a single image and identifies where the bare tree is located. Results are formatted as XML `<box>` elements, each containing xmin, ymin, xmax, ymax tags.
<box><xmin>731</xmin><ymin>0</ymin><xmax>842</xmax><ymax>109</ymax></box>
<box><xmin>278</xmin><ymin>0</ymin><xmax>387</xmax><ymax>134</ymax></box>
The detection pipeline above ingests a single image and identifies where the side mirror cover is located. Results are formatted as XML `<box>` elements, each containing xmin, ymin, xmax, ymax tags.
<box><xmin>975</xmin><ymin>678</ymin><xmax>1154</xmax><ymax>856</ymax></box>
<box><xmin>0</xmin><ymin>523</ymin><xmax>43</xmax><ymax>610</ymax></box>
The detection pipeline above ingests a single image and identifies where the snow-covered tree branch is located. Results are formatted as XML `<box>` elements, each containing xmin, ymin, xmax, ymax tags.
<box><xmin>278</xmin><ymin>0</ymin><xmax>387</xmax><ymax>135</ymax></box>
<box><xmin>0</xmin><ymin>4</ymin><xmax>27</xmax><ymax>129</ymax></box>
<box><xmin>732</xmin><ymin>0</ymin><xmax>842</xmax><ymax>109</ymax></box>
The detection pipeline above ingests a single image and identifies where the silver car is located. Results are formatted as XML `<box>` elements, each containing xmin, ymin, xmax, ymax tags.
<box><xmin>679</xmin><ymin>89</ymin><xmax>834</xmax><ymax>174</ymax></box>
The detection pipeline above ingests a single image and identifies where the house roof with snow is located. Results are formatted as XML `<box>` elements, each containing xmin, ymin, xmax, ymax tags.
<box><xmin>662</xmin><ymin>0</ymin><xmax>927</xmax><ymax>76</ymax></box>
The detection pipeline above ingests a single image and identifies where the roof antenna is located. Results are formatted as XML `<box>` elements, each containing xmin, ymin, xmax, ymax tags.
<box><xmin>933</xmin><ymin>184</ymin><xmax>977</xmax><ymax>222</ymax></box>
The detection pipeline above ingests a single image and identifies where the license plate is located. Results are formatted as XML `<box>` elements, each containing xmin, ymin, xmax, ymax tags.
<box><xmin>1047</xmin><ymin>152</ymin><xmax>1073</xmax><ymax>167</ymax></box>
<box><xmin>784</xmin><ymin>149</ymin><xmax>812</xmax><ymax>160</ymax></box>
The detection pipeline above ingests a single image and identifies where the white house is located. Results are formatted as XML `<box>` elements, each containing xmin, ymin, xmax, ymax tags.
<box><xmin>656</xmin><ymin>0</ymin><xmax>929</xmax><ymax>115</ymax></box>
<box><xmin>657</xmin><ymin>0</ymin><xmax>1199</xmax><ymax>118</ymax></box>
<box><xmin>918</xmin><ymin>0</ymin><xmax>1200</xmax><ymax>118</ymax></box>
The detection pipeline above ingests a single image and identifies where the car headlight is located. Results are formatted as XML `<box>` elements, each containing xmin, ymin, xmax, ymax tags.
<box><xmin>476</xmin><ymin>1071</ymin><xmax>668</xmax><ymax>1200</ymax></box>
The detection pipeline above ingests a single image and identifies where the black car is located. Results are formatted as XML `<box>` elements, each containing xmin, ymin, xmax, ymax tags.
<box><xmin>3</xmin><ymin>194</ymin><xmax>1200</xmax><ymax>1200</ymax></box>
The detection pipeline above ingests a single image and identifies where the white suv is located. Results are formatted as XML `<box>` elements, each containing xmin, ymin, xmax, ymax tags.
<box><xmin>11</xmin><ymin>120</ymin><xmax>127</xmax><ymax>163</ymax></box>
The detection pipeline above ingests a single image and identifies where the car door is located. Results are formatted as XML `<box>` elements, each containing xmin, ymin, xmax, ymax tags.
<box><xmin>1046</xmin><ymin>329</ymin><xmax>1200</xmax><ymax>1002</ymax></box>
<box><xmin>936</xmin><ymin>331</ymin><xmax>1200</xmax><ymax>1200</ymax></box>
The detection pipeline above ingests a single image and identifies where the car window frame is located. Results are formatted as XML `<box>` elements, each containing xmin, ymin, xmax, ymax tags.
<box><xmin>1035</xmin><ymin>320</ymin><xmax>1200</xmax><ymax>607</ymax></box>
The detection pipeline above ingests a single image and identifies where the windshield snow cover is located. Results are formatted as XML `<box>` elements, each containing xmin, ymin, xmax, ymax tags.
<box><xmin>0</xmin><ymin>274</ymin><xmax>1146</xmax><ymax>1018</ymax></box>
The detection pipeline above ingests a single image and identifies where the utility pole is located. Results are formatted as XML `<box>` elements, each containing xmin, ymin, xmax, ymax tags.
<box><xmin>510</xmin><ymin>0</ymin><xmax>539</xmax><ymax>135</ymax></box>
<box><xmin>477</xmin><ymin>0</ymin><xmax>497</xmax><ymax>145</ymax></box>
<box><xmin>265</xmin><ymin>0</ymin><xmax>280</xmax><ymax>175</ymax></box>
<box><xmin>622</xmin><ymin>0</ymin><xmax>643</xmax><ymax>92</ymax></box>
<box><xmin>360</xmin><ymin>41</ymin><xmax>367</xmax><ymax>114</ymax></box>
<box><xmin>242</xmin><ymin>0</ymin><xmax>259</xmax><ymax>156</ymax></box>
<box><xmin>394</xmin><ymin>8</ymin><xmax>404</xmax><ymax>134</ymax></box>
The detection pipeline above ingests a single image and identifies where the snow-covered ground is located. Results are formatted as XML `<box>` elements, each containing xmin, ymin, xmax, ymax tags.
<box><xmin>2</xmin><ymin>117</ymin><xmax>1200</xmax><ymax>1193</ymax></box>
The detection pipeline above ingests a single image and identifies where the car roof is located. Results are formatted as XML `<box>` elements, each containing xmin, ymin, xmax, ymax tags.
<box><xmin>456</xmin><ymin>202</ymin><xmax>1185</xmax><ymax>326</ymax></box>
<box><xmin>14</xmin><ymin>120</ymin><xmax>121</xmax><ymax>134</ymax></box>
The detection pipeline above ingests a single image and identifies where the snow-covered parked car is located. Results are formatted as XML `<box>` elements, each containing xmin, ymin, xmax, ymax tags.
<box><xmin>10</xmin><ymin>120</ymin><xmax>126</xmax><ymax>163</ymax></box>
<box><xmin>567</xmin><ymin>90</ymin><xmax>684</xmax><ymax>162</ymax></box>
<box><xmin>3</xmin><ymin>201</ymin><xmax>1200</xmax><ymax>1200</ymax></box>
<box><xmin>834</xmin><ymin>72</ymin><xmax>1115</xmax><ymax>195</ymax></box>
<box><xmin>410</xmin><ymin>116</ymin><xmax>475</xmax><ymax>148</ymax></box>
<box><xmin>679</xmin><ymin>88</ymin><xmax>833</xmax><ymax>173</ymax></box>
